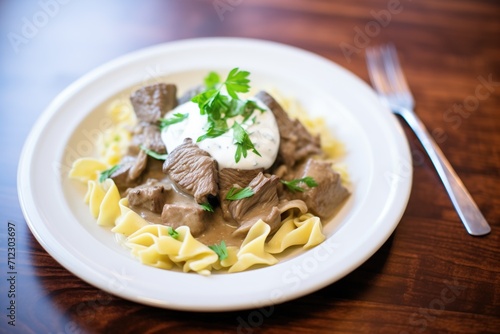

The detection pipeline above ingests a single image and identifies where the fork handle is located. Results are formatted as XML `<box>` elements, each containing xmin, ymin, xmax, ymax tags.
<box><xmin>395</xmin><ymin>106</ymin><xmax>491</xmax><ymax>236</ymax></box>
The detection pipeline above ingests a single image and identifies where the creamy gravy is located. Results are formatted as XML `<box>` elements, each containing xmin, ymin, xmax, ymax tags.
<box><xmin>127</xmin><ymin>159</ymin><xmax>244</xmax><ymax>247</ymax></box>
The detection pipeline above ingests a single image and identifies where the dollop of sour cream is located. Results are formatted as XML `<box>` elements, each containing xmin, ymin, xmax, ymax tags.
<box><xmin>161</xmin><ymin>100</ymin><xmax>280</xmax><ymax>169</ymax></box>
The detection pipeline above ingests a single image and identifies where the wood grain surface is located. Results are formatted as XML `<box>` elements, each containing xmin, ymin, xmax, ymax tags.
<box><xmin>0</xmin><ymin>0</ymin><xmax>499</xmax><ymax>333</ymax></box>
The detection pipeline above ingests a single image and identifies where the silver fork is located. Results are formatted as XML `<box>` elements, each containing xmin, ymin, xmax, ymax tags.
<box><xmin>365</xmin><ymin>44</ymin><xmax>491</xmax><ymax>236</ymax></box>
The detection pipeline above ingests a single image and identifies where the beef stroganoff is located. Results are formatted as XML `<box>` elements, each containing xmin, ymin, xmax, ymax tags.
<box><xmin>69</xmin><ymin>68</ymin><xmax>350</xmax><ymax>275</ymax></box>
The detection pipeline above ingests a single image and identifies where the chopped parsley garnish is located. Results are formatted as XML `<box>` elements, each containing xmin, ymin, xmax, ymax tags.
<box><xmin>225</xmin><ymin>187</ymin><xmax>255</xmax><ymax>200</ymax></box>
<box><xmin>281</xmin><ymin>177</ymin><xmax>318</xmax><ymax>193</ymax></box>
<box><xmin>99</xmin><ymin>164</ymin><xmax>120</xmax><ymax>183</ymax></box>
<box><xmin>209</xmin><ymin>241</ymin><xmax>228</xmax><ymax>260</ymax></box>
<box><xmin>139</xmin><ymin>144</ymin><xmax>168</xmax><ymax>160</ymax></box>
<box><xmin>159</xmin><ymin>113</ymin><xmax>189</xmax><ymax>130</ymax></box>
<box><xmin>200</xmin><ymin>202</ymin><xmax>214</xmax><ymax>212</ymax></box>
<box><xmin>204</xmin><ymin>71</ymin><xmax>221</xmax><ymax>90</ymax></box>
<box><xmin>195</xmin><ymin>124</ymin><xmax>228</xmax><ymax>142</ymax></box>
<box><xmin>232</xmin><ymin>122</ymin><xmax>261</xmax><ymax>163</ymax></box>
<box><xmin>223</xmin><ymin>68</ymin><xmax>251</xmax><ymax>99</ymax></box>
<box><xmin>191</xmin><ymin>68</ymin><xmax>264</xmax><ymax>163</ymax></box>
<box><xmin>167</xmin><ymin>227</ymin><xmax>179</xmax><ymax>239</ymax></box>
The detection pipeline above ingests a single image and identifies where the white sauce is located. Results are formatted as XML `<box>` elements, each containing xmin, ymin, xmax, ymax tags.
<box><xmin>161</xmin><ymin>100</ymin><xmax>280</xmax><ymax>169</ymax></box>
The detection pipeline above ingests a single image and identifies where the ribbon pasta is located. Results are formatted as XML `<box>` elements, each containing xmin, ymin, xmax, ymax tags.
<box><xmin>112</xmin><ymin>198</ymin><xmax>149</xmax><ymax>236</ymax></box>
<box><xmin>70</xmin><ymin>166</ymin><xmax>329</xmax><ymax>274</ymax></box>
<box><xmin>69</xmin><ymin>158</ymin><xmax>108</xmax><ymax>182</ymax></box>
<box><xmin>125</xmin><ymin>225</ymin><xmax>218</xmax><ymax>275</ymax></box>
<box><xmin>98</xmin><ymin>99</ymin><xmax>135</xmax><ymax>165</ymax></box>
<box><xmin>229</xmin><ymin>220</ymin><xmax>278</xmax><ymax>273</ymax></box>
<box><xmin>84</xmin><ymin>179</ymin><xmax>121</xmax><ymax>227</ymax></box>
<box><xmin>265</xmin><ymin>213</ymin><xmax>326</xmax><ymax>254</ymax></box>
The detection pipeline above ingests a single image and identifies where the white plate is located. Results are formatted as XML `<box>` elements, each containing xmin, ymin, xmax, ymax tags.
<box><xmin>18</xmin><ymin>37</ymin><xmax>412</xmax><ymax>311</ymax></box>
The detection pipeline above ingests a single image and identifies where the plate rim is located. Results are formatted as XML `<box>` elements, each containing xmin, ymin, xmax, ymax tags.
<box><xmin>17</xmin><ymin>37</ymin><xmax>412</xmax><ymax>311</ymax></box>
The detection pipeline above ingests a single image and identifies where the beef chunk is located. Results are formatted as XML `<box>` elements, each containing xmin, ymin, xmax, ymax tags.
<box><xmin>219</xmin><ymin>168</ymin><xmax>264</xmax><ymax>191</ymax></box>
<box><xmin>219</xmin><ymin>168</ymin><xmax>263</xmax><ymax>221</ymax></box>
<box><xmin>291</xmin><ymin>158</ymin><xmax>349</xmax><ymax>218</ymax></box>
<box><xmin>128</xmin><ymin>123</ymin><xmax>167</xmax><ymax>155</ymax></box>
<box><xmin>128</xmin><ymin>150</ymin><xmax>148</xmax><ymax>181</ymax></box>
<box><xmin>143</xmin><ymin>124</ymin><xmax>167</xmax><ymax>153</ymax></box>
<box><xmin>110</xmin><ymin>156</ymin><xmax>147</xmax><ymax>192</ymax></box>
<box><xmin>127</xmin><ymin>181</ymin><xmax>171</xmax><ymax>214</ymax></box>
<box><xmin>125</xmin><ymin>83</ymin><xmax>175</xmax><ymax>180</ymax></box>
<box><xmin>228</xmin><ymin>172</ymin><xmax>282</xmax><ymax>236</ymax></box>
<box><xmin>130</xmin><ymin>83</ymin><xmax>177</xmax><ymax>123</ymax></box>
<box><xmin>110</xmin><ymin>151</ymin><xmax>161</xmax><ymax>193</ymax></box>
<box><xmin>110</xmin><ymin>159</ymin><xmax>133</xmax><ymax>190</ymax></box>
<box><xmin>161</xmin><ymin>203</ymin><xmax>207</xmax><ymax>236</ymax></box>
<box><xmin>256</xmin><ymin>91</ymin><xmax>321</xmax><ymax>167</ymax></box>
<box><xmin>162</xmin><ymin>138</ymin><xmax>218</xmax><ymax>204</ymax></box>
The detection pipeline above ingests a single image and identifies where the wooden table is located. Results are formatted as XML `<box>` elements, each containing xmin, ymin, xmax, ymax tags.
<box><xmin>1</xmin><ymin>0</ymin><xmax>499</xmax><ymax>333</ymax></box>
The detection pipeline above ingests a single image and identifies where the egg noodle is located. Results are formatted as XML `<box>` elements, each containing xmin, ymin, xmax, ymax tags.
<box><xmin>69</xmin><ymin>91</ymin><xmax>347</xmax><ymax>275</ymax></box>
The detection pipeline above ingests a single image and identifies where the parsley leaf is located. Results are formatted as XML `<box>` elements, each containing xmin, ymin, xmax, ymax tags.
<box><xmin>232</xmin><ymin>122</ymin><xmax>261</xmax><ymax>163</ymax></box>
<box><xmin>99</xmin><ymin>164</ymin><xmax>120</xmax><ymax>183</ymax></box>
<box><xmin>191</xmin><ymin>88</ymin><xmax>220</xmax><ymax>116</ymax></box>
<box><xmin>196</xmin><ymin>129</ymin><xmax>227</xmax><ymax>142</ymax></box>
<box><xmin>191</xmin><ymin>68</ymin><xmax>263</xmax><ymax>163</ymax></box>
<box><xmin>204</xmin><ymin>71</ymin><xmax>220</xmax><ymax>89</ymax></box>
<box><xmin>281</xmin><ymin>176</ymin><xmax>318</xmax><ymax>193</ymax></box>
<box><xmin>209</xmin><ymin>241</ymin><xmax>228</xmax><ymax>260</ymax></box>
<box><xmin>226</xmin><ymin>99</ymin><xmax>265</xmax><ymax>121</ymax></box>
<box><xmin>159</xmin><ymin>113</ymin><xmax>188</xmax><ymax>130</ymax></box>
<box><xmin>224</xmin><ymin>68</ymin><xmax>250</xmax><ymax>99</ymax></box>
<box><xmin>225</xmin><ymin>186</ymin><xmax>254</xmax><ymax>200</ymax></box>
<box><xmin>139</xmin><ymin>144</ymin><xmax>168</xmax><ymax>160</ymax></box>
<box><xmin>167</xmin><ymin>226</ymin><xmax>179</xmax><ymax>239</ymax></box>
<box><xmin>200</xmin><ymin>202</ymin><xmax>214</xmax><ymax>212</ymax></box>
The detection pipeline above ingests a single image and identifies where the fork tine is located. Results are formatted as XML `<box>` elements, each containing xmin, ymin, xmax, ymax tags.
<box><xmin>381</xmin><ymin>44</ymin><xmax>414</xmax><ymax>103</ymax></box>
<box><xmin>365</xmin><ymin>47</ymin><xmax>388</xmax><ymax>95</ymax></box>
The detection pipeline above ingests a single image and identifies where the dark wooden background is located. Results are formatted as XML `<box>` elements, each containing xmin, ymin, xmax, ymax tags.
<box><xmin>1</xmin><ymin>0</ymin><xmax>499</xmax><ymax>333</ymax></box>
